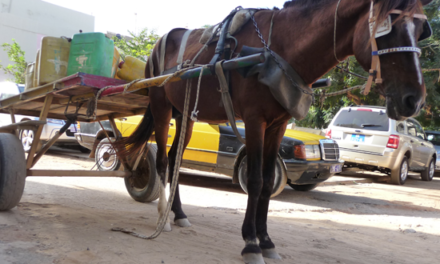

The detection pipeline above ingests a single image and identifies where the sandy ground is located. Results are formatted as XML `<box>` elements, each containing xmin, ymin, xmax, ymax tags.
<box><xmin>1</xmin><ymin>147</ymin><xmax>439</xmax><ymax>264</ymax></box>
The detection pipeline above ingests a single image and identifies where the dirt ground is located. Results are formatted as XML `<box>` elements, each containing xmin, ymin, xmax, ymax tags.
<box><xmin>1</xmin><ymin>147</ymin><xmax>439</xmax><ymax>264</ymax></box>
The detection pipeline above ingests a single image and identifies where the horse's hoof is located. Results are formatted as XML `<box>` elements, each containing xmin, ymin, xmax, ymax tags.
<box><xmin>262</xmin><ymin>248</ymin><xmax>281</xmax><ymax>259</ymax></box>
<box><xmin>175</xmin><ymin>218</ymin><xmax>192</xmax><ymax>227</ymax></box>
<box><xmin>242</xmin><ymin>253</ymin><xmax>265</xmax><ymax>264</ymax></box>
<box><xmin>163</xmin><ymin>223</ymin><xmax>172</xmax><ymax>232</ymax></box>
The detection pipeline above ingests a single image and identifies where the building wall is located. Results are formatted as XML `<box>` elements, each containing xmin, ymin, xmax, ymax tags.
<box><xmin>0</xmin><ymin>0</ymin><xmax>94</xmax><ymax>82</ymax></box>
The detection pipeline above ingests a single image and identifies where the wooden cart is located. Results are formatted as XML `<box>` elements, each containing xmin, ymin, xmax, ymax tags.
<box><xmin>0</xmin><ymin>54</ymin><xmax>268</xmax><ymax>211</ymax></box>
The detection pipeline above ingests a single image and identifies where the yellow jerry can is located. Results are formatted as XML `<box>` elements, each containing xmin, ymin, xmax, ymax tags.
<box><xmin>111</xmin><ymin>47</ymin><xmax>121</xmax><ymax>78</ymax></box>
<box><xmin>38</xmin><ymin>37</ymin><xmax>71</xmax><ymax>85</ymax></box>
<box><xmin>117</xmin><ymin>55</ymin><xmax>146</xmax><ymax>81</ymax></box>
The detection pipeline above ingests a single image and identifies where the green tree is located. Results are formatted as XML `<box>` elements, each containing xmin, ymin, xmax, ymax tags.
<box><xmin>112</xmin><ymin>28</ymin><xmax>160</xmax><ymax>62</ymax></box>
<box><xmin>0</xmin><ymin>39</ymin><xmax>27</xmax><ymax>84</ymax></box>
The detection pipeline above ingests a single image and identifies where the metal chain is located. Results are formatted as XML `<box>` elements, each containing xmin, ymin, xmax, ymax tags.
<box><xmin>250</xmin><ymin>15</ymin><xmax>315</xmax><ymax>100</ymax></box>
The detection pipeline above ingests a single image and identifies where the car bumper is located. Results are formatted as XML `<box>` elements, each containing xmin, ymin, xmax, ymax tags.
<box><xmin>283</xmin><ymin>159</ymin><xmax>344</xmax><ymax>185</ymax></box>
<box><xmin>74</xmin><ymin>133</ymin><xmax>95</xmax><ymax>150</ymax></box>
<box><xmin>339</xmin><ymin>148</ymin><xmax>400</xmax><ymax>170</ymax></box>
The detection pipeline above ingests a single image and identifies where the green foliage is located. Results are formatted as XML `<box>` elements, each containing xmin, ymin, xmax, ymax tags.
<box><xmin>0</xmin><ymin>39</ymin><xmax>27</xmax><ymax>84</ymax></box>
<box><xmin>112</xmin><ymin>28</ymin><xmax>160</xmax><ymax>62</ymax></box>
<box><xmin>297</xmin><ymin>1</ymin><xmax>440</xmax><ymax>130</ymax></box>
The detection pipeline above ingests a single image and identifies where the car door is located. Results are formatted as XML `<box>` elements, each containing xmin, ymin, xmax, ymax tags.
<box><xmin>413</xmin><ymin>121</ymin><xmax>433</xmax><ymax>166</ymax></box>
<box><xmin>406</xmin><ymin>119</ymin><xmax>428</xmax><ymax>167</ymax></box>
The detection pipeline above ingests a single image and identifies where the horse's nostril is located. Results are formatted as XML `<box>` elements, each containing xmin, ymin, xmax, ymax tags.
<box><xmin>403</xmin><ymin>95</ymin><xmax>417</xmax><ymax>111</ymax></box>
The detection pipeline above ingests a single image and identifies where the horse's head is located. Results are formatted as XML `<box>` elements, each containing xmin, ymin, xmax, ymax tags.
<box><xmin>353</xmin><ymin>0</ymin><xmax>433</xmax><ymax>120</ymax></box>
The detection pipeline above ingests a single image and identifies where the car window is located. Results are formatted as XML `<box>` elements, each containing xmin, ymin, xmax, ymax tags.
<box><xmin>332</xmin><ymin>109</ymin><xmax>389</xmax><ymax>131</ymax></box>
<box><xmin>427</xmin><ymin>133</ymin><xmax>440</xmax><ymax>145</ymax></box>
<box><xmin>396</xmin><ymin>122</ymin><xmax>405</xmax><ymax>133</ymax></box>
<box><xmin>407</xmin><ymin>120</ymin><xmax>425</xmax><ymax>139</ymax></box>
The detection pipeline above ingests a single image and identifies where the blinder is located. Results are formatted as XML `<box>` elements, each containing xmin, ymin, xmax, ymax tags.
<box><xmin>373</xmin><ymin>14</ymin><xmax>432</xmax><ymax>41</ymax></box>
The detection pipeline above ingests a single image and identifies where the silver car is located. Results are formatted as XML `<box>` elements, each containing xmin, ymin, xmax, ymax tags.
<box><xmin>0</xmin><ymin>82</ymin><xmax>79</xmax><ymax>152</ymax></box>
<box><xmin>326</xmin><ymin>106</ymin><xmax>436</xmax><ymax>185</ymax></box>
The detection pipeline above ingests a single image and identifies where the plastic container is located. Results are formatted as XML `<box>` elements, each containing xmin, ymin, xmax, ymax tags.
<box><xmin>33</xmin><ymin>50</ymin><xmax>40</xmax><ymax>88</ymax></box>
<box><xmin>38</xmin><ymin>37</ymin><xmax>71</xmax><ymax>85</ymax></box>
<box><xmin>111</xmin><ymin>47</ymin><xmax>121</xmax><ymax>78</ymax></box>
<box><xmin>24</xmin><ymin>62</ymin><xmax>35</xmax><ymax>91</ymax></box>
<box><xmin>117</xmin><ymin>55</ymin><xmax>146</xmax><ymax>81</ymax></box>
<box><xmin>67</xmin><ymin>32</ymin><xmax>114</xmax><ymax>77</ymax></box>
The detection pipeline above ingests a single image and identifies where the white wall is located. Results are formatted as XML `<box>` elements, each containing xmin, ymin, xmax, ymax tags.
<box><xmin>0</xmin><ymin>0</ymin><xmax>94</xmax><ymax>82</ymax></box>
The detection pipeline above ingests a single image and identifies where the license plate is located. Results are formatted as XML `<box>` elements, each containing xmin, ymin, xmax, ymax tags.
<box><xmin>331</xmin><ymin>164</ymin><xmax>342</xmax><ymax>173</ymax></box>
<box><xmin>351</xmin><ymin>134</ymin><xmax>365</xmax><ymax>142</ymax></box>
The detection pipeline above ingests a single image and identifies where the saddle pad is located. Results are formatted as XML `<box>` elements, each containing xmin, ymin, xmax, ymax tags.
<box><xmin>199</xmin><ymin>9</ymin><xmax>258</xmax><ymax>44</ymax></box>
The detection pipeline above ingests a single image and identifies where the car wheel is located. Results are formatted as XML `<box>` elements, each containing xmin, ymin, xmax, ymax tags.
<box><xmin>390</xmin><ymin>157</ymin><xmax>408</xmax><ymax>185</ymax></box>
<box><xmin>421</xmin><ymin>158</ymin><xmax>435</xmax><ymax>181</ymax></box>
<box><xmin>95</xmin><ymin>138</ymin><xmax>121</xmax><ymax>171</ymax></box>
<box><xmin>238</xmin><ymin>155</ymin><xmax>287</xmax><ymax>198</ymax></box>
<box><xmin>288</xmin><ymin>183</ymin><xmax>319</xmax><ymax>192</ymax></box>
<box><xmin>124</xmin><ymin>144</ymin><xmax>160</xmax><ymax>203</ymax></box>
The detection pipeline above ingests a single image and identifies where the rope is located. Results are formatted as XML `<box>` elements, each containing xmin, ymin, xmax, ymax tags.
<box><xmin>322</xmin><ymin>84</ymin><xmax>365</xmax><ymax>98</ymax></box>
<box><xmin>191</xmin><ymin>65</ymin><xmax>207</xmax><ymax>121</ymax></box>
<box><xmin>112</xmin><ymin>77</ymin><xmax>193</xmax><ymax>239</ymax></box>
<box><xmin>334</xmin><ymin>0</ymin><xmax>344</xmax><ymax>63</ymax></box>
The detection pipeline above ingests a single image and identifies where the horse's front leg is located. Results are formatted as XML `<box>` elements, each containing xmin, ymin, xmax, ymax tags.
<box><xmin>167</xmin><ymin>116</ymin><xmax>194</xmax><ymax>227</ymax></box>
<box><xmin>256</xmin><ymin>122</ymin><xmax>287</xmax><ymax>260</ymax></box>
<box><xmin>241</xmin><ymin>121</ymin><xmax>265</xmax><ymax>264</ymax></box>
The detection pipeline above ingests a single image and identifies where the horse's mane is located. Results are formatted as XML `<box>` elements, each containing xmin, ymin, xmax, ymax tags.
<box><xmin>283</xmin><ymin>0</ymin><xmax>422</xmax><ymax>22</ymax></box>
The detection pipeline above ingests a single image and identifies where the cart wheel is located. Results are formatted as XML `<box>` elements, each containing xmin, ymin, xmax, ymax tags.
<box><xmin>0</xmin><ymin>133</ymin><xmax>26</xmax><ymax>211</ymax></box>
<box><xmin>95</xmin><ymin>138</ymin><xmax>121</xmax><ymax>171</ymax></box>
<box><xmin>124</xmin><ymin>144</ymin><xmax>160</xmax><ymax>203</ymax></box>
<box><xmin>238</xmin><ymin>155</ymin><xmax>287</xmax><ymax>198</ymax></box>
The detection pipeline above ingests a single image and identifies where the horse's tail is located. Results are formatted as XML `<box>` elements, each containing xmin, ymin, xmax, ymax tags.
<box><xmin>117</xmin><ymin>105</ymin><xmax>155</xmax><ymax>165</ymax></box>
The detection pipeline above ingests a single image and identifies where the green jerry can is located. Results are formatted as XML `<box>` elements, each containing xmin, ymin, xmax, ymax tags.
<box><xmin>66</xmin><ymin>32</ymin><xmax>114</xmax><ymax>77</ymax></box>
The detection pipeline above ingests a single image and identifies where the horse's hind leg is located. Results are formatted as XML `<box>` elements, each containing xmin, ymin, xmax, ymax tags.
<box><xmin>167</xmin><ymin>115</ymin><xmax>194</xmax><ymax>227</ymax></box>
<box><xmin>257</xmin><ymin>122</ymin><xmax>286</xmax><ymax>259</ymax></box>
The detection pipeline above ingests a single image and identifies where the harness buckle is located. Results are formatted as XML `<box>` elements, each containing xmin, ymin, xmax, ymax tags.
<box><xmin>369</xmin><ymin>69</ymin><xmax>377</xmax><ymax>77</ymax></box>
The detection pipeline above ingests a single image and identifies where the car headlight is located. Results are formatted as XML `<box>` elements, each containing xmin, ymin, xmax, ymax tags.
<box><xmin>305</xmin><ymin>145</ymin><xmax>321</xmax><ymax>160</ymax></box>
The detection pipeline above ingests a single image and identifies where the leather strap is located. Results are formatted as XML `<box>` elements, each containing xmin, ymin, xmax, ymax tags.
<box><xmin>215</xmin><ymin>61</ymin><xmax>245</xmax><ymax>144</ymax></box>
<box><xmin>177</xmin><ymin>30</ymin><xmax>193</xmax><ymax>66</ymax></box>
<box><xmin>148</xmin><ymin>50</ymin><xmax>155</xmax><ymax>77</ymax></box>
<box><xmin>159</xmin><ymin>33</ymin><xmax>169</xmax><ymax>75</ymax></box>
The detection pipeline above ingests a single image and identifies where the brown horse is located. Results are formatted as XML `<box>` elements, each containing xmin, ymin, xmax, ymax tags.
<box><xmin>123</xmin><ymin>0</ymin><xmax>432</xmax><ymax>263</ymax></box>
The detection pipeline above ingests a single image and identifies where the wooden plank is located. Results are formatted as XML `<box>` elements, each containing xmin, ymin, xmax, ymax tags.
<box><xmin>0</xmin><ymin>120</ymin><xmax>46</xmax><ymax>131</ymax></box>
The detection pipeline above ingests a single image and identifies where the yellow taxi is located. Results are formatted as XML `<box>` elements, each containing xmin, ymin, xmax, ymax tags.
<box><xmin>76</xmin><ymin>116</ymin><xmax>343</xmax><ymax>198</ymax></box>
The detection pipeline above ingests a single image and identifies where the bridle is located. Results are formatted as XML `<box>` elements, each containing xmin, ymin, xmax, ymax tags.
<box><xmin>334</xmin><ymin>0</ymin><xmax>432</xmax><ymax>95</ymax></box>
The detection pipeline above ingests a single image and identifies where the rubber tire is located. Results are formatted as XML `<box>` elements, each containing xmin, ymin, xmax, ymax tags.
<box><xmin>238</xmin><ymin>155</ymin><xmax>287</xmax><ymax>198</ymax></box>
<box><xmin>124</xmin><ymin>144</ymin><xmax>160</xmax><ymax>203</ymax></box>
<box><xmin>288</xmin><ymin>183</ymin><xmax>319</xmax><ymax>192</ymax></box>
<box><xmin>421</xmin><ymin>158</ymin><xmax>435</xmax><ymax>181</ymax></box>
<box><xmin>0</xmin><ymin>133</ymin><xmax>26</xmax><ymax>211</ymax></box>
<box><xmin>95</xmin><ymin>138</ymin><xmax>121</xmax><ymax>171</ymax></box>
<box><xmin>390</xmin><ymin>157</ymin><xmax>409</xmax><ymax>185</ymax></box>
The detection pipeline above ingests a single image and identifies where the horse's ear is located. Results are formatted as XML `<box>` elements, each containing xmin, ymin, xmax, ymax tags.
<box><xmin>420</xmin><ymin>0</ymin><xmax>433</xmax><ymax>6</ymax></box>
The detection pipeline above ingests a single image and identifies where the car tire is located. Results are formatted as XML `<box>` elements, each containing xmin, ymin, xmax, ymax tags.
<box><xmin>238</xmin><ymin>155</ymin><xmax>287</xmax><ymax>198</ymax></box>
<box><xmin>0</xmin><ymin>133</ymin><xmax>26</xmax><ymax>211</ymax></box>
<box><xmin>19</xmin><ymin>129</ymin><xmax>42</xmax><ymax>153</ymax></box>
<box><xmin>95</xmin><ymin>138</ymin><xmax>121</xmax><ymax>171</ymax></box>
<box><xmin>288</xmin><ymin>183</ymin><xmax>319</xmax><ymax>192</ymax></box>
<box><xmin>421</xmin><ymin>158</ymin><xmax>435</xmax><ymax>181</ymax></box>
<box><xmin>390</xmin><ymin>157</ymin><xmax>409</xmax><ymax>185</ymax></box>
<box><xmin>124</xmin><ymin>144</ymin><xmax>160</xmax><ymax>203</ymax></box>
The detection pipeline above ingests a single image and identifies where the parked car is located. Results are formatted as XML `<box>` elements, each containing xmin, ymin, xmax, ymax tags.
<box><xmin>75</xmin><ymin>117</ymin><xmax>343</xmax><ymax>198</ymax></box>
<box><xmin>425</xmin><ymin>130</ymin><xmax>440</xmax><ymax>173</ymax></box>
<box><xmin>326</xmin><ymin>106</ymin><xmax>437</xmax><ymax>185</ymax></box>
<box><xmin>0</xmin><ymin>82</ymin><xmax>80</xmax><ymax>152</ymax></box>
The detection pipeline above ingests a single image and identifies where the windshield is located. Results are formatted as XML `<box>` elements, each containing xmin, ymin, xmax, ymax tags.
<box><xmin>426</xmin><ymin>133</ymin><xmax>440</xmax><ymax>146</ymax></box>
<box><xmin>333</xmin><ymin>109</ymin><xmax>389</xmax><ymax>131</ymax></box>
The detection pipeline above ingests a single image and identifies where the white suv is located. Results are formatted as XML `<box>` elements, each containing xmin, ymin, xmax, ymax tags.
<box><xmin>326</xmin><ymin>106</ymin><xmax>436</xmax><ymax>185</ymax></box>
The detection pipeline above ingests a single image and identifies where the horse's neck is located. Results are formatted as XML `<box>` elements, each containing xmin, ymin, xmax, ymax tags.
<box><xmin>272</xmin><ymin>1</ymin><xmax>370</xmax><ymax>85</ymax></box>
